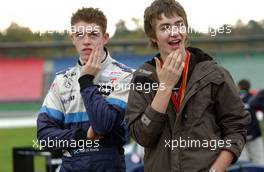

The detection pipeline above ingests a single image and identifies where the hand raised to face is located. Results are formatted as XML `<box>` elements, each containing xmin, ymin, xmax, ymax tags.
<box><xmin>80</xmin><ymin>41</ymin><xmax>104</xmax><ymax>77</ymax></box>
<box><xmin>155</xmin><ymin>43</ymin><xmax>185</xmax><ymax>91</ymax></box>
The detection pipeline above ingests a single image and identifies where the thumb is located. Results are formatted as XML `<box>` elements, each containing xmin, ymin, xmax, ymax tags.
<box><xmin>87</xmin><ymin>127</ymin><xmax>97</xmax><ymax>139</ymax></box>
<box><xmin>154</xmin><ymin>57</ymin><xmax>161</xmax><ymax>73</ymax></box>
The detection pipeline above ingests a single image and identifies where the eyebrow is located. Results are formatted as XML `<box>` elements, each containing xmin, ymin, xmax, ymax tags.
<box><xmin>158</xmin><ymin>19</ymin><xmax>184</xmax><ymax>28</ymax></box>
<box><xmin>90</xmin><ymin>30</ymin><xmax>99</xmax><ymax>34</ymax></box>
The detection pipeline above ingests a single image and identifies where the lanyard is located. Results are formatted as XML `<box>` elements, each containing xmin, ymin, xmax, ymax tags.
<box><xmin>159</xmin><ymin>50</ymin><xmax>190</xmax><ymax>113</ymax></box>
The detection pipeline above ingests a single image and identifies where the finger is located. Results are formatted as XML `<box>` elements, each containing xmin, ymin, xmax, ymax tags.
<box><xmin>168</xmin><ymin>50</ymin><xmax>178</xmax><ymax>68</ymax></box>
<box><xmin>179</xmin><ymin>42</ymin><xmax>186</xmax><ymax>60</ymax></box>
<box><xmin>179</xmin><ymin>61</ymin><xmax>185</xmax><ymax>74</ymax></box>
<box><xmin>154</xmin><ymin>57</ymin><xmax>161</xmax><ymax>73</ymax></box>
<box><xmin>175</xmin><ymin>64</ymin><xmax>184</xmax><ymax>85</ymax></box>
<box><xmin>87</xmin><ymin>47</ymin><xmax>95</xmax><ymax>65</ymax></box>
<box><xmin>87</xmin><ymin>127</ymin><xmax>97</xmax><ymax>139</ymax></box>
<box><xmin>96</xmin><ymin>41</ymin><xmax>104</xmax><ymax>64</ymax></box>
<box><xmin>173</xmin><ymin>50</ymin><xmax>184</xmax><ymax>71</ymax></box>
<box><xmin>163</xmin><ymin>52</ymin><xmax>173</xmax><ymax>67</ymax></box>
<box><xmin>82</xmin><ymin>51</ymin><xmax>94</xmax><ymax>74</ymax></box>
<box><xmin>94</xmin><ymin>41</ymin><xmax>103</xmax><ymax>65</ymax></box>
<box><xmin>174</xmin><ymin>61</ymin><xmax>185</xmax><ymax>81</ymax></box>
<box><xmin>91</xmin><ymin>44</ymin><xmax>99</xmax><ymax>66</ymax></box>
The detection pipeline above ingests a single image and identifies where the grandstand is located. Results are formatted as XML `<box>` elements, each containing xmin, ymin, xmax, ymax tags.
<box><xmin>0</xmin><ymin>36</ymin><xmax>264</xmax><ymax>172</ymax></box>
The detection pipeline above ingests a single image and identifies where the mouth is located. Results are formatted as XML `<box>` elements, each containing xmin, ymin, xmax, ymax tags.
<box><xmin>168</xmin><ymin>39</ymin><xmax>181</xmax><ymax>50</ymax></box>
<box><xmin>82</xmin><ymin>48</ymin><xmax>92</xmax><ymax>55</ymax></box>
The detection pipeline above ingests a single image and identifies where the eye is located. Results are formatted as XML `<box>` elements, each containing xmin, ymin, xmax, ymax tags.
<box><xmin>89</xmin><ymin>31</ymin><xmax>100</xmax><ymax>38</ymax></box>
<box><xmin>161</xmin><ymin>25</ymin><xmax>170</xmax><ymax>32</ymax></box>
<box><xmin>92</xmin><ymin>31</ymin><xmax>100</xmax><ymax>36</ymax></box>
<box><xmin>176</xmin><ymin>22</ymin><xmax>185</xmax><ymax>27</ymax></box>
<box><xmin>76</xmin><ymin>32</ymin><xmax>84</xmax><ymax>37</ymax></box>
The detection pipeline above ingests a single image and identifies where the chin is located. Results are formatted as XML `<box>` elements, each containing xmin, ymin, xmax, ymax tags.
<box><xmin>80</xmin><ymin>56</ymin><xmax>89</xmax><ymax>62</ymax></box>
<box><xmin>166</xmin><ymin>49</ymin><xmax>174</xmax><ymax>55</ymax></box>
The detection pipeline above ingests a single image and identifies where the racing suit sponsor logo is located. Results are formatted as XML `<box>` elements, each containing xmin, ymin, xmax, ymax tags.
<box><xmin>96</xmin><ymin>84</ymin><xmax>114</xmax><ymax>96</ymax></box>
<box><xmin>61</xmin><ymin>95</ymin><xmax>75</xmax><ymax>104</ymax></box>
<box><xmin>112</xmin><ymin>62</ymin><xmax>133</xmax><ymax>73</ymax></box>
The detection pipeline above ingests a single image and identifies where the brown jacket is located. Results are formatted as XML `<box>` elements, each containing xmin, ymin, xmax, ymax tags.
<box><xmin>125</xmin><ymin>48</ymin><xmax>250</xmax><ymax>172</ymax></box>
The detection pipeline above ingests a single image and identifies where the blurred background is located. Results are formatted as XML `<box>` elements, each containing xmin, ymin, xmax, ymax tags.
<box><xmin>1</xmin><ymin>0</ymin><xmax>264</xmax><ymax>171</ymax></box>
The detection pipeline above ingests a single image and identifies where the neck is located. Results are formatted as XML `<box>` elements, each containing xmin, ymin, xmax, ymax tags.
<box><xmin>79</xmin><ymin>58</ymin><xmax>85</xmax><ymax>66</ymax></box>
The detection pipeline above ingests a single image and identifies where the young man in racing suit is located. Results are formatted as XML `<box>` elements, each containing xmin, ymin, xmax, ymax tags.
<box><xmin>37</xmin><ymin>7</ymin><xmax>133</xmax><ymax>172</ymax></box>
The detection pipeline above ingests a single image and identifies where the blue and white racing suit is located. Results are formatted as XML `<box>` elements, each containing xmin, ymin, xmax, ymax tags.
<box><xmin>37</xmin><ymin>50</ymin><xmax>134</xmax><ymax>172</ymax></box>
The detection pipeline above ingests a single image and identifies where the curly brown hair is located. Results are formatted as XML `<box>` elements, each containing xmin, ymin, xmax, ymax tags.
<box><xmin>71</xmin><ymin>7</ymin><xmax>107</xmax><ymax>34</ymax></box>
<box><xmin>144</xmin><ymin>0</ymin><xmax>188</xmax><ymax>49</ymax></box>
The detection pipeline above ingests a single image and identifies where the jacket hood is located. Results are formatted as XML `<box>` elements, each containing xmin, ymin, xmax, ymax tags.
<box><xmin>187</xmin><ymin>47</ymin><xmax>213</xmax><ymax>62</ymax></box>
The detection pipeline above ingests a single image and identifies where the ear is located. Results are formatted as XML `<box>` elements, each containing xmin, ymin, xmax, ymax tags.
<box><xmin>150</xmin><ymin>36</ymin><xmax>157</xmax><ymax>44</ymax></box>
<box><xmin>70</xmin><ymin>34</ymin><xmax>76</xmax><ymax>45</ymax></box>
<box><xmin>102</xmin><ymin>33</ymin><xmax>109</xmax><ymax>45</ymax></box>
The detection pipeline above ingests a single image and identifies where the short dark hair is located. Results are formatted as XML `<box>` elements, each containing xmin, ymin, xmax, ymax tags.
<box><xmin>71</xmin><ymin>7</ymin><xmax>107</xmax><ymax>34</ymax></box>
<box><xmin>238</xmin><ymin>79</ymin><xmax>251</xmax><ymax>91</ymax></box>
<box><xmin>144</xmin><ymin>0</ymin><xmax>188</xmax><ymax>49</ymax></box>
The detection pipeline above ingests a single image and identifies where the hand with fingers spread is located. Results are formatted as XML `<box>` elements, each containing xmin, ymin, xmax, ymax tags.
<box><xmin>151</xmin><ymin>45</ymin><xmax>186</xmax><ymax>113</ymax></box>
<box><xmin>80</xmin><ymin>41</ymin><xmax>104</xmax><ymax>77</ymax></box>
<box><xmin>155</xmin><ymin>47</ymin><xmax>185</xmax><ymax>91</ymax></box>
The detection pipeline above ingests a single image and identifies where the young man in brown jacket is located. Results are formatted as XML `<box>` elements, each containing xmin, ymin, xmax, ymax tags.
<box><xmin>125</xmin><ymin>0</ymin><xmax>251</xmax><ymax>171</ymax></box>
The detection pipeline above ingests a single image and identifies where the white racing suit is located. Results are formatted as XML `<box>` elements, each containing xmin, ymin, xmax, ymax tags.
<box><xmin>37</xmin><ymin>49</ymin><xmax>134</xmax><ymax>172</ymax></box>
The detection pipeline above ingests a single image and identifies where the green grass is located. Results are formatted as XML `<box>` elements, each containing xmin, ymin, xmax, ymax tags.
<box><xmin>0</xmin><ymin>102</ymin><xmax>41</xmax><ymax>111</ymax></box>
<box><xmin>1</xmin><ymin>122</ymin><xmax>264</xmax><ymax>172</ymax></box>
<box><xmin>0</xmin><ymin>127</ymin><xmax>45</xmax><ymax>172</ymax></box>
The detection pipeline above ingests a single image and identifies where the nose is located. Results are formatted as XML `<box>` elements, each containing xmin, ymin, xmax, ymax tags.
<box><xmin>83</xmin><ymin>34</ymin><xmax>92</xmax><ymax>44</ymax></box>
<box><xmin>170</xmin><ymin>26</ymin><xmax>180</xmax><ymax>37</ymax></box>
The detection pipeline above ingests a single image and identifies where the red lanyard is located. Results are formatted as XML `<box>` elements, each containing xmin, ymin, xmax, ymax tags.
<box><xmin>159</xmin><ymin>50</ymin><xmax>190</xmax><ymax>113</ymax></box>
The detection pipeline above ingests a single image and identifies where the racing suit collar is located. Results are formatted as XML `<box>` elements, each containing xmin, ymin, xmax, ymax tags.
<box><xmin>77</xmin><ymin>47</ymin><xmax>114</xmax><ymax>83</ymax></box>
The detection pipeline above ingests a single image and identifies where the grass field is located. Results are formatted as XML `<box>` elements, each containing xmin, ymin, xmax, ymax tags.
<box><xmin>0</xmin><ymin>102</ymin><xmax>41</xmax><ymax>111</ymax></box>
<box><xmin>1</xmin><ymin>121</ymin><xmax>264</xmax><ymax>172</ymax></box>
<box><xmin>0</xmin><ymin>127</ymin><xmax>45</xmax><ymax>172</ymax></box>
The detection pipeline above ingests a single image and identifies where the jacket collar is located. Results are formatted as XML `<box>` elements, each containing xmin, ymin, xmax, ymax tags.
<box><xmin>185</xmin><ymin>60</ymin><xmax>218</xmax><ymax>93</ymax></box>
<box><xmin>178</xmin><ymin>60</ymin><xmax>218</xmax><ymax>115</ymax></box>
